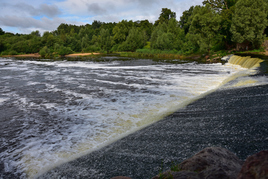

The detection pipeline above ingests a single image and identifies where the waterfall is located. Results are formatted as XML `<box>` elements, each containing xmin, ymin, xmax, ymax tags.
<box><xmin>228</xmin><ymin>55</ymin><xmax>263</xmax><ymax>69</ymax></box>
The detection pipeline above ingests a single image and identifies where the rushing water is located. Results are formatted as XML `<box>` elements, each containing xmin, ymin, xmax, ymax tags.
<box><xmin>0</xmin><ymin>56</ymin><xmax>266</xmax><ymax>178</ymax></box>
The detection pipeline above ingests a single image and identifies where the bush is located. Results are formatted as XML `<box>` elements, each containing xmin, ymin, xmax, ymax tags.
<box><xmin>110</xmin><ymin>44</ymin><xmax>119</xmax><ymax>52</ymax></box>
<box><xmin>58</xmin><ymin>46</ymin><xmax>73</xmax><ymax>56</ymax></box>
<box><xmin>39</xmin><ymin>46</ymin><xmax>52</xmax><ymax>58</ymax></box>
<box><xmin>83</xmin><ymin>45</ymin><xmax>101</xmax><ymax>52</ymax></box>
<box><xmin>1</xmin><ymin>51</ymin><xmax>9</xmax><ymax>55</ymax></box>
<box><xmin>9</xmin><ymin>50</ymin><xmax>18</xmax><ymax>55</ymax></box>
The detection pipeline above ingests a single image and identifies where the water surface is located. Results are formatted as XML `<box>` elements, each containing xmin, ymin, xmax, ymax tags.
<box><xmin>0</xmin><ymin>56</ymin><xmax>266</xmax><ymax>178</ymax></box>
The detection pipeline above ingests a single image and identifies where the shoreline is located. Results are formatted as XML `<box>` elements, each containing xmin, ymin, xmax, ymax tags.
<box><xmin>0</xmin><ymin>52</ymin><xmax>100</xmax><ymax>58</ymax></box>
<box><xmin>1</xmin><ymin>51</ymin><xmax>268</xmax><ymax>61</ymax></box>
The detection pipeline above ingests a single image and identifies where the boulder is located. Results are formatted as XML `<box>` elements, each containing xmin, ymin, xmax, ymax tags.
<box><xmin>152</xmin><ymin>147</ymin><xmax>243</xmax><ymax>179</ymax></box>
<box><xmin>237</xmin><ymin>150</ymin><xmax>268</xmax><ymax>179</ymax></box>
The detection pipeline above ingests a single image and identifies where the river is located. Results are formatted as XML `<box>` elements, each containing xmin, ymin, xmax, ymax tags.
<box><xmin>0</xmin><ymin>56</ymin><xmax>267</xmax><ymax>178</ymax></box>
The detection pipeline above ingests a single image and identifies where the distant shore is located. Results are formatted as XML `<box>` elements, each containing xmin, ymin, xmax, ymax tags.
<box><xmin>1</xmin><ymin>52</ymin><xmax>100</xmax><ymax>58</ymax></box>
<box><xmin>1</xmin><ymin>51</ymin><xmax>268</xmax><ymax>61</ymax></box>
<box><xmin>65</xmin><ymin>53</ymin><xmax>100</xmax><ymax>57</ymax></box>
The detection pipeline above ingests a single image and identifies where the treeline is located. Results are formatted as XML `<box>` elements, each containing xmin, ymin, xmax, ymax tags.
<box><xmin>0</xmin><ymin>0</ymin><xmax>268</xmax><ymax>58</ymax></box>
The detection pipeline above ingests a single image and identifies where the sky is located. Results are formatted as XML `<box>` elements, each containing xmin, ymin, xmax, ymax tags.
<box><xmin>0</xmin><ymin>0</ymin><xmax>203</xmax><ymax>35</ymax></box>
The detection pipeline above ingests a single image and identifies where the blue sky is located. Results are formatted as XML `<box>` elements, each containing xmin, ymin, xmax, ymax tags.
<box><xmin>0</xmin><ymin>0</ymin><xmax>203</xmax><ymax>35</ymax></box>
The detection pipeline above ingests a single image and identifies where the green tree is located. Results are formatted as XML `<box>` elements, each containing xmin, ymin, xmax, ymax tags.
<box><xmin>119</xmin><ymin>28</ymin><xmax>144</xmax><ymax>51</ymax></box>
<box><xmin>181</xmin><ymin>34</ymin><xmax>200</xmax><ymax>55</ymax></box>
<box><xmin>230</xmin><ymin>0</ymin><xmax>267</xmax><ymax>49</ymax></box>
<box><xmin>58</xmin><ymin>46</ymin><xmax>73</xmax><ymax>56</ymax></box>
<box><xmin>30</xmin><ymin>30</ymin><xmax>41</xmax><ymax>37</ymax></box>
<box><xmin>203</xmin><ymin>0</ymin><xmax>237</xmax><ymax>10</ymax></box>
<box><xmin>66</xmin><ymin>35</ymin><xmax>81</xmax><ymax>52</ymax></box>
<box><xmin>264</xmin><ymin>0</ymin><xmax>268</xmax><ymax>36</ymax></box>
<box><xmin>92</xmin><ymin>20</ymin><xmax>103</xmax><ymax>29</ymax></box>
<box><xmin>167</xmin><ymin>18</ymin><xmax>185</xmax><ymax>50</ymax></box>
<box><xmin>202</xmin><ymin>0</ymin><xmax>237</xmax><ymax>49</ymax></box>
<box><xmin>156</xmin><ymin>33</ymin><xmax>173</xmax><ymax>50</ymax></box>
<box><xmin>155</xmin><ymin>8</ymin><xmax>176</xmax><ymax>26</ymax></box>
<box><xmin>0</xmin><ymin>40</ymin><xmax>5</xmax><ymax>52</ymax></box>
<box><xmin>179</xmin><ymin>6</ymin><xmax>195</xmax><ymax>34</ymax></box>
<box><xmin>219</xmin><ymin>3</ymin><xmax>236</xmax><ymax>48</ymax></box>
<box><xmin>189</xmin><ymin>4</ymin><xmax>221</xmax><ymax>53</ymax></box>
<box><xmin>150</xmin><ymin>23</ymin><xmax>168</xmax><ymax>49</ymax></box>
<box><xmin>0</xmin><ymin>28</ymin><xmax>5</xmax><ymax>35</ymax></box>
<box><xmin>99</xmin><ymin>29</ymin><xmax>112</xmax><ymax>53</ymax></box>
<box><xmin>39</xmin><ymin>46</ymin><xmax>52</xmax><ymax>58</ymax></box>
<box><xmin>81</xmin><ymin>34</ymin><xmax>89</xmax><ymax>50</ymax></box>
<box><xmin>112</xmin><ymin>20</ymin><xmax>132</xmax><ymax>44</ymax></box>
<box><xmin>203</xmin><ymin>0</ymin><xmax>228</xmax><ymax>10</ymax></box>
<box><xmin>134</xmin><ymin>20</ymin><xmax>153</xmax><ymax>41</ymax></box>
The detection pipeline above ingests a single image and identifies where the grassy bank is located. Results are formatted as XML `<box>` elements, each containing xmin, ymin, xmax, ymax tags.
<box><xmin>118</xmin><ymin>48</ymin><xmax>233</xmax><ymax>63</ymax></box>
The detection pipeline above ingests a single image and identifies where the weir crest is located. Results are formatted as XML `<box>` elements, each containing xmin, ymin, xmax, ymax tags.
<box><xmin>227</xmin><ymin>55</ymin><xmax>263</xmax><ymax>69</ymax></box>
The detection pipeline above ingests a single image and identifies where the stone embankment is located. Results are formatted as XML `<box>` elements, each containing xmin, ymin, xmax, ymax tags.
<box><xmin>113</xmin><ymin>147</ymin><xmax>268</xmax><ymax>179</ymax></box>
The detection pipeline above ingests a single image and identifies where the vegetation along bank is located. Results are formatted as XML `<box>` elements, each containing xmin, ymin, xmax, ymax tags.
<box><xmin>1</xmin><ymin>0</ymin><xmax>268</xmax><ymax>59</ymax></box>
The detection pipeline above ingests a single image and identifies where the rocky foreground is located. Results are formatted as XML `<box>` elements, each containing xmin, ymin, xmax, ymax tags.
<box><xmin>112</xmin><ymin>147</ymin><xmax>268</xmax><ymax>179</ymax></box>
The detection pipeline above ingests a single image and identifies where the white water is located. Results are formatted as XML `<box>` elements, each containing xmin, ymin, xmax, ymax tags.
<box><xmin>0</xmin><ymin>57</ymin><xmax>265</xmax><ymax>178</ymax></box>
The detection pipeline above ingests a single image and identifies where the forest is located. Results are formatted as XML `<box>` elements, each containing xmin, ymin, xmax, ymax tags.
<box><xmin>0</xmin><ymin>0</ymin><xmax>268</xmax><ymax>58</ymax></box>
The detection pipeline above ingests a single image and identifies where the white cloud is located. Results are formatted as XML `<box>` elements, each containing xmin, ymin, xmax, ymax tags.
<box><xmin>0</xmin><ymin>15</ymin><xmax>67</xmax><ymax>34</ymax></box>
<box><xmin>0</xmin><ymin>0</ymin><xmax>204</xmax><ymax>34</ymax></box>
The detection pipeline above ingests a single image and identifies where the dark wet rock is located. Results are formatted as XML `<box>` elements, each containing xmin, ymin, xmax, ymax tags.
<box><xmin>237</xmin><ymin>150</ymin><xmax>268</xmax><ymax>179</ymax></box>
<box><xmin>152</xmin><ymin>147</ymin><xmax>243</xmax><ymax>179</ymax></box>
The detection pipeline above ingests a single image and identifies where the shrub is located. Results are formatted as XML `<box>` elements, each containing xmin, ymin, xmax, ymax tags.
<box><xmin>8</xmin><ymin>50</ymin><xmax>18</xmax><ymax>55</ymax></box>
<box><xmin>84</xmin><ymin>45</ymin><xmax>101</xmax><ymax>52</ymax></box>
<box><xmin>58</xmin><ymin>46</ymin><xmax>73</xmax><ymax>56</ymax></box>
<box><xmin>39</xmin><ymin>46</ymin><xmax>52</xmax><ymax>58</ymax></box>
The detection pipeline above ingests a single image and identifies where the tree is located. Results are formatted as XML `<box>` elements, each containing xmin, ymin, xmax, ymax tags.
<box><xmin>99</xmin><ymin>29</ymin><xmax>112</xmax><ymax>53</ymax></box>
<box><xmin>167</xmin><ymin>18</ymin><xmax>185</xmax><ymax>50</ymax></box>
<box><xmin>219</xmin><ymin>3</ymin><xmax>236</xmax><ymax>48</ymax></box>
<box><xmin>112</xmin><ymin>20</ymin><xmax>132</xmax><ymax>44</ymax></box>
<box><xmin>134</xmin><ymin>20</ymin><xmax>153</xmax><ymax>42</ymax></box>
<box><xmin>39</xmin><ymin>46</ymin><xmax>52</xmax><ymax>58</ymax></box>
<box><xmin>150</xmin><ymin>23</ymin><xmax>168</xmax><ymax>49</ymax></box>
<box><xmin>30</xmin><ymin>30</ymin><xmax>40</xmax><ymax>37</ymax></box>
<box><xmin>119</xmin><ymin>28</ymin><xmax>144</xmax><ymax>51</ymax></box>
<box><xmin>81</xmin><ymin>34</ymin><xmax>89</xmax><ymax>50</ymax></box>
<box><xmin>0</xmin><ymin>28</ymin><xmax>5</xmax><ymax>35</ymax></box>
<box><xmin>92</xmin><ymin>20</ymin><xmax>103</xmax><ymax>29</ymax></box>
<box><xmin>230</xmin><ymin>0</ymin><xmax>267</xmax><ymax>49</ymax></box>
<box><xmin>264</xmin><ymin>0</ymin><xmax>268</xmax><ymax>36</ymax></box>
<box><xmin>0</xmin><ymin>40</ymin><xmax>5</xmax><ymax>52</ymax></box>
<box><xmin>179</xmin><ymin>6</ymin><xmax>195</xmax><ymax>34</ymax></box>
<box><xmin>203</xmin><ymin>0</ymin><xmax>228</xmax><ymax>10</ymax></box>
<box><xmin>189</xmin><ymin>4</ymin><xmax>221</xmax><ymax>53</ymax></box>
<box><xmin>155</xmin><ymin>8</ymin><xmax>176</xmax><ymax>26</ymax></box>
<box><xmin>58</xmin><ymin>46</ymin><xmax>73</xmax><ymax>56</ymax></box>
<box><xmin>203</xmin><ymin>0</ymin><xmax>237</xmax><ymax>10</ymax></box>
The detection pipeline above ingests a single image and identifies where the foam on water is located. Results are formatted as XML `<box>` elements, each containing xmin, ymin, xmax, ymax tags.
<box><xmin>0</xmin><ymin>57</ymin><xmax>266</xmax><ymax>178</ymax></box>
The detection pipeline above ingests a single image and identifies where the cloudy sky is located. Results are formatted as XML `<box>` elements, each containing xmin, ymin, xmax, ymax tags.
<box><xmin>0</xmin><ymin>0</ymin><xmax>203</xmax><ymax>35</ymax></box>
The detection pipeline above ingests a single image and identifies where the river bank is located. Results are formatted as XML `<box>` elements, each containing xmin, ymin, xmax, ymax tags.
<box><xmin>0</xmin><ymin>52</ymin><xmax>101</xmax><ymax>58</ymax></box>
<box><xmin>2</xmin><ymin>50</ymin><xmax>268</xmax><ymax>64</ymax></box>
